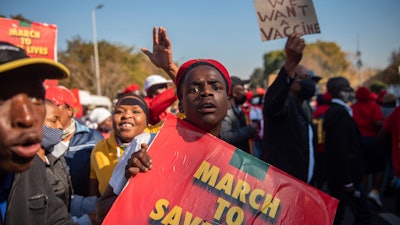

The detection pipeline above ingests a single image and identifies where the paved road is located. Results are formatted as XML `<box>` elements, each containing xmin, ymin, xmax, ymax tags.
<box><xmin>342</xmin><ymin>190</ymin><xmax>400</xmax><ymax>225</ymax></box>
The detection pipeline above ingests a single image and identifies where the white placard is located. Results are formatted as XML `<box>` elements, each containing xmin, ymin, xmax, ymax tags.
<box><xmin>254</xmin><ymin>0</ymin><xmax>320</xmax><ymax>41</ymax></box>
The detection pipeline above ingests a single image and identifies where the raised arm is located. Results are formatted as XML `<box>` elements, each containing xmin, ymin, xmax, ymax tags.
<box><xmin>141</xmin><ymin>26</ymin><xmax>178</xmax><ymax>81</ymax></box>
<box><xmin>283</xmin><ymin>32</ymin><xmax>305</xmax><ymax>78</ymax></box>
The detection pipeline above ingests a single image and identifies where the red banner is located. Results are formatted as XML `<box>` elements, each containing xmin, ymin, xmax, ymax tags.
<box><xmin>104</xmin><ymin>114</ymin><xmax>338</xmax><ymax>225</ymax></box>
<box><xmin>0</xmin><ymin>17</ymin><xmax>59</xmax><ymax>86</ymax></box>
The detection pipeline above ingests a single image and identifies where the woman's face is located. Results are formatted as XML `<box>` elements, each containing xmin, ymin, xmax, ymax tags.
<box><xmin>112</xmin><ymin>96</ymin><xmax>148</xmax><ymax>143</ymax></box>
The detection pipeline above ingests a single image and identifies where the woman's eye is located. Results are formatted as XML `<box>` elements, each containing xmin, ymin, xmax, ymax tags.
<box><xmin>114</xmin><ymin>109</ymin><xmax>124</xmax><ymax>114</ymax></box>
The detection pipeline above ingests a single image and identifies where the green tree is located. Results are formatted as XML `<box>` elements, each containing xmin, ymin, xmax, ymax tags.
<box><xmin>249</xmin><ymin>67</ymin><xmax>265</xmax><ymax>89</ymax></box>
<box><xmin>58</xmin><ymin>37</ymin><xmax>166</xmax><ymax>100</ymax></box>
<box><xmin>257</xmin><ymin>41</ymin><xmax>350</xmax><ymax>90</ymax></box>
<box><xmin>261</xmin><ymin>50</ymin><xmax>285</xmax><ymax>87</ymax></box>
<box><xmin>301</xmin><ymin>40</ymin><xmax>349</xmax><ymax>79</ymax></box>
<box><xmin>369</xmin><ymin>49</ymin><xmax>400</xmax><ymax>85</ymax></box>
<box><xmin>2</xmin><ymin>14</ymin><xmax>31</xmax><ymax>22</ymax></box>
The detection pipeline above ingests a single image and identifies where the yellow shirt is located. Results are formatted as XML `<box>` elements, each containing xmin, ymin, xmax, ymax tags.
<box><xmin>90</xmin><ymin>130</ymin><xmax>124</xmax><ymax>195</ymax></box>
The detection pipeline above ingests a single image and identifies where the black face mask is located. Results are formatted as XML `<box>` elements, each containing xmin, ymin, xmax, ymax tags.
<box><xmin>235</xmin><ymin>94</ymin><xmax>247</xmax><ymax>105</ymax></box>
<box><xmin>339</xmin><ymin>90</ymin><xmax>355</xmax><ymax>103</ymax></box>
<box><xmin>298</xmin><ymin>79</ymin><xmax>316</xmax><ymax>100</ymax></box>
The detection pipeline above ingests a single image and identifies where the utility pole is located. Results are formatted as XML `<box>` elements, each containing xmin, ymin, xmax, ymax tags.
<box><xmin>92</xmin><ymin>4</ymin><xmax>103</xmax><ymax>96</ymax></box>
<box><xmin>356</xmin><ymin>33</ymin><xmax>363</xmax><ymax>87</ymax></box>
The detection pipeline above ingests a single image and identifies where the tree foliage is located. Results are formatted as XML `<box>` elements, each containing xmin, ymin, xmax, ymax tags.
<box><xmin>2</xmin><ymin>14</ymin><xmax>31</xmax><ymax>22</ymax></box>
<box><xmin>58</xmin><ymin>37</ymin><xmax>166</xmax><ymax>100</ymax></box>
<box><xmin>259</xmin><ymin>50</ymin><xmax>285</xmax><ymax>87</ymax></box>
<box><xmin>250</xmin><ymin>40</ymin><xmax>351</xmax><ymax>91</ymax></box>
<box><xmin>364</xmin><ymin>49</ymin><xmax>400</xmax><ymax>87</ymax></box>
<box><xmin>248</xmin><ymin>67</ymin><xmax>265</xmax><ymax>89</ymax></box>
<box><xmin>301</xmin><ymin>40</ymin><xmax>349</xmax><ymax>78</ymax></box>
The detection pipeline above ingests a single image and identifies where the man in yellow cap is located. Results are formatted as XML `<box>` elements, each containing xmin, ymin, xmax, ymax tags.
<box><xmin>0</xmin><ymin>41</ymin><xmax>75</xmax><ymax>224</ymax></box>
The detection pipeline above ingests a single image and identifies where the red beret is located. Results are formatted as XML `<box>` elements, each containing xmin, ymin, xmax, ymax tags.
<box><xmin>123</xmin><ymin>84</ymin><xmax>140</xmax><ymax>94</ymax></box>
<box><xmin>175</xmin><ymin>59</ymin><xmax>232</xmax><ymax>98</ymax></box>
<box><xmin>45</xmin><ymin>85</ymin><xmax>77</xmax><ymax>107</ymax></box>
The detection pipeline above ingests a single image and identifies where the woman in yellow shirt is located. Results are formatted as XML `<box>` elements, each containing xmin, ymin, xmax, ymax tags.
<box><xmin>89</xmin><ymin>93</ymin><xmax>149</xmax><ymax>196</ymax></box>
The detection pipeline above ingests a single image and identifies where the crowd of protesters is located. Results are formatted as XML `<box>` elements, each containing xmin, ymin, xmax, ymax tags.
<box><xmin>1</xmin><ymin>26</ymin><xmax>400</xmax><ymax>225</ymax></box>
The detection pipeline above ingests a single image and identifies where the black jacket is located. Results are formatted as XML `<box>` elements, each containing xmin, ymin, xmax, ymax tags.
<box><xmin>262</xmin><ymin>67</ymin><xmax>314</xmax><ymax>183</ymax></box>
<box><xmin>323</xmin><ymin>102</ymin><xmax>364</xmax><ymax>186</ymax></box>
<box><xmin>220</xmin><ymin>103</ymin><xmax>257</xmax><ymax>153</ymax></box>
<box><xmin>2</xmin><ymin>156</ymin><xmax>76</xmax><ymax>225</ymax></box>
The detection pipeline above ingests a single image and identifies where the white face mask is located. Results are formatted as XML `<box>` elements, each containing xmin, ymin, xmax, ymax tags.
<box><xmin>251</xmin><ymin>96</ymin><xmax>262</xmax><ymax>105</ymax></box>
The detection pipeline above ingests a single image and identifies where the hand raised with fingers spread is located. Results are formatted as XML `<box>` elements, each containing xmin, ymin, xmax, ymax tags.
<box><xmin>124</xmin><ymin>143</ymin><xmax>152</xmax><ymax>179</ymax></box>
<box><xmin>141</xmin><ymin>26</ymin><xmax>178</xmax><ymax>81</ymax></box>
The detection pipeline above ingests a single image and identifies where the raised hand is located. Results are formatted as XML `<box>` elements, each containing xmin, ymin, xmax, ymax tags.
<box><xmin>283</xmin><ymin>32</ymin><xmax>305</xmax><ymax>77</ymax></box>
<box><xmin>141</xmin><ymin>26</ymin><xmax>178</xmax><ymax>81</ymax></box>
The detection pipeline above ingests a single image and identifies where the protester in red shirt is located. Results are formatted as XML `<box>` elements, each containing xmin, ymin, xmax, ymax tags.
<box><xmin>382</xmin><ymin>106</ymin><xmax>400</xmax><ymax>180</ymax></box>
<box><xmin>381</xmin><ymin>105</ymin><xmax>400</xmax><ymax>214</ymax></box>
<box><xmin>351</xmin><ymin>86</ymin><xmax>385</xmax><ymax>207</ymax></box>
<box><xmin>143</xmin><ymin>74</ymin><xmax>178</xmax><ymax>131</ymax></box>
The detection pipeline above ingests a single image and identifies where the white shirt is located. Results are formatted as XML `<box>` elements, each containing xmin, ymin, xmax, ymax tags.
<box><xmin>109</xmin><ymin>132</ymin><xmax>156</xmax><ymax>195</ymax></box>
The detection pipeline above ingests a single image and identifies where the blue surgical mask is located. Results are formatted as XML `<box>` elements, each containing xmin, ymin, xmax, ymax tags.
<box><xmin>42</xmin><ymin>126</ymin><xmax>63</xmax><ymax>150</ymax></box>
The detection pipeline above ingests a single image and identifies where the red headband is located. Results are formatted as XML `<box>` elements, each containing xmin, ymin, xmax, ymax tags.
<box><xmin>175</xmin><ymin>59</ymin><xmax>231</xmax><ymax>99</ymax></box>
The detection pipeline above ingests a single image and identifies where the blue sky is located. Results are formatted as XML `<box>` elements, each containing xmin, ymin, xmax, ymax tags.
<box><xmin>1</xmin><ymin>0</ymin><xmax>399</xmax><ymax>79</ymax></box>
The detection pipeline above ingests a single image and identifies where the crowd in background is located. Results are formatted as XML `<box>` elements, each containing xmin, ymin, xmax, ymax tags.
<box><xmin>66</xmin><ymin>53</ymin><xmax>400</xmax><ymax>225</ymax></box>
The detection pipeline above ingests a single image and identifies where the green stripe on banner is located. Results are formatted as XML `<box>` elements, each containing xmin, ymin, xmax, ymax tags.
<box><xmin>18</xmin><ymin>20</ymin><xmax>32</xmax><ymax>28</ymax></box>
<box><xmin>229</xmin><ymin>148</ymin><xmax>269</xmax><ymax>181</ymax></box>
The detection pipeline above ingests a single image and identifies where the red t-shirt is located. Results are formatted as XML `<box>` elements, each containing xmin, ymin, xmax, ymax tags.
<box><xmin>144</xmin><ymin>88</ymin><xmax>178</xmax><ymax>125</ymax></box>
<box><xmin>382</xmin><ymin>106</ymin><xmax>400</xmax><ymax>177</ymax></box>
<box><xmin>351</xmin><ymin>101</ymin><xmax>384</xmax><ymax>137</ymax></box>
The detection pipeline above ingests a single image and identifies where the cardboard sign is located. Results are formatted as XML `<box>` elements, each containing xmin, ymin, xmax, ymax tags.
<box><xmin>103</xmin><ymin>114</ymin><xmax>338</xmax><ymax>225</ymax></box>
<box><xmin>0</xmin><ymin>17</ymin><xmax>59</xmax><ymax>86</ymax></box>
<box><xmin>254</xmin><ymin>0</ymin><xmax>320</xmax><ymax>41</ymax></box>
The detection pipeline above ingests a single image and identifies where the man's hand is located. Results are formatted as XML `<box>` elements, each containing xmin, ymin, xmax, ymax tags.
<box><xmin>283</xmin><ymin>32</ymin><xmax>305</xmax><ymax>78</ymax></box>
<box><xmin>141</xmin><ymin>26</ymin><xmax>178</xmax><ymax>81</ymax></box>
<box><xmin>124</xmin><ymin>143</ymin><xmax>152</xmax><ymax>179</ymax></box>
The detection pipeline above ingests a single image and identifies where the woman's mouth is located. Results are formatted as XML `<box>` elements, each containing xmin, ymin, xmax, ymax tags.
<box><xmin>119</xmin><ymin>122</ymin><xmax>134</xmax><ymax>130</ymax></box>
